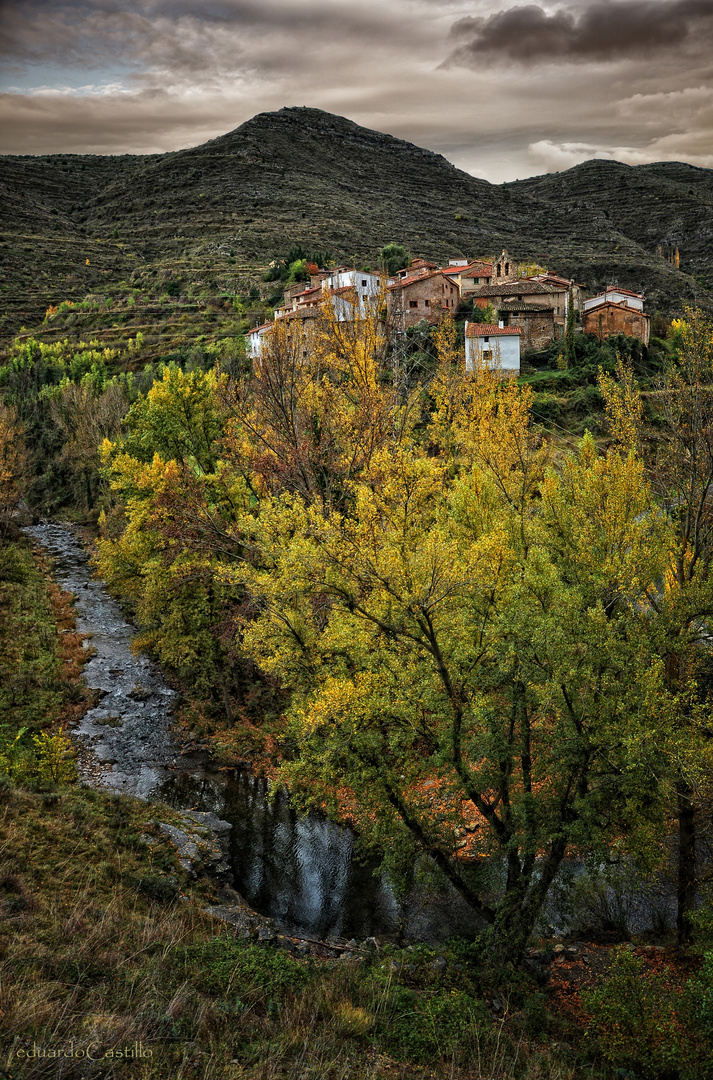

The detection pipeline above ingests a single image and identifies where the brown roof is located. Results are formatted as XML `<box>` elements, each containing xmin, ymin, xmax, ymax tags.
<box><xmin>583</xmin><ymin>300</ymin><xmax>650</xmax><ymax>316</ymax></box>
<box><xmin>469</xmin><ymin>281</ymin><xmax>558</xmax><ymax>297</ymax></box>
<box><xmin>497</xmin><ymin>300</ymin><xmax>554</xmax><ymax>312</ymax></box>
<box><xmin>443</xmin><ymin>261</ymin><xmax>493</xmax><ymax>277</ymax></box>
<box><xmin>466</xmin><ymin>324</ymin><xmax>522</xmax><ymax>337</ymax></box>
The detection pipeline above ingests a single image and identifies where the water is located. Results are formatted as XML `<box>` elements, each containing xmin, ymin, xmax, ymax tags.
<box><xmin>158</xmin><ymin>768</ymin><xmax>401</xmax><ymax>939</ymax></box>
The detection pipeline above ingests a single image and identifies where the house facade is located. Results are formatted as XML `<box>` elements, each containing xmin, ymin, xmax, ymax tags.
<box><xmin>497</xmin><ymin>302</ymin><xmax>556</xmax><ymax>352</ymax></box>
<box><xmin>443</xmin><ymin>260</ymin><xmax>493</xmax><ymax>291</ymax></box>
<box><xmin>582</xmin><ymin>300</ymin><xmax>650</xmax><ymax>344</ymax></box>
<box><xmin>322</xmin><ymin>268</ymin><xmax>381</xmax><ymax>321</ymax></box>
<box><xmin>247</xmin><ymin>321</ymin><xmax>272</xmax><ymax>357</ymax></box>
<box><xmin>465</xmin><ymin>322</ymin><xmax>521</xmax><ymax>375</ymax></box>
<box><xmin>387</xmin><ymin>270</ymin><xmax>459</xmax><ymax>330</ymax></box>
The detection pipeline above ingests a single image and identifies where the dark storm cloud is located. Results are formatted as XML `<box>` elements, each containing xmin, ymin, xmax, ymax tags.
<box><xmin>447</xmin><ymin>0</ymin><xmax>713</xmax><ymax>65</ymax></box>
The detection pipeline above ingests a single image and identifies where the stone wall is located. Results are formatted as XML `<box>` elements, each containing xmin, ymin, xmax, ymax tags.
<box><xmin>582</xmin><ymin>301</ymin><xmax>650</xmax><ymax>345</ymax></box>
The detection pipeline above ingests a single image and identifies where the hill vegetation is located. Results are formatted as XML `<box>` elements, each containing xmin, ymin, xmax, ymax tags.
<box><xmin>1</xmin><ymin>107</ymin><xmax>711</xmax><ymax>360</ymax></box>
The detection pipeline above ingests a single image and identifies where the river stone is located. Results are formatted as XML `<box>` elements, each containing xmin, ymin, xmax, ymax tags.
<box><xmin>204</xmin><ymin>905</ymin><xmax>256</xmax><ymax>939</ymax></box>
<box><xmin>158</xmin><ymin>811</ymin><xmax>233</xmax><ymax>882</ymax></box>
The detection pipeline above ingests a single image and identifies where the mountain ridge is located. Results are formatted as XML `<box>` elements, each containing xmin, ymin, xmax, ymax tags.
<box><xmin>1</xmin><ymin>106</ymin><xmax>711</xmax><ymax>347</ymax></box>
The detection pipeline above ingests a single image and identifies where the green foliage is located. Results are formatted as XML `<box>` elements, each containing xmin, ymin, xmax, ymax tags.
<box><xmin>379</xmin><ymin>243</ymin><xmax>411</xmax><ymax>276</ymax></box>
<box><xmin>0</xmin><ymin>726</ymin><xmax>32</xmax><ymax>782</ymax></box>
<box><xmin>263</xmin><ymin>244</ymin><xmax>333</xmax><ymax>282</ymax></box>
<box><xmin>127</xmin><ymin>872</ymin><xmax>180</xmax><ymax>903</ymax></box>
<box><xmin>0</xmin><ymin>543</ymin><xmax>66</xmax><ymax>734</ymax></box>
<box><xmin>183</xmin><ymin>937</ymin><xmax>313</xmax><ymax>1006</ymax></box>
<box><xmin>564</xmin><ymin>286</ymin><xmax>576</xmax><ymax>365</ymax></box>
<box><xmin>531</xmin><ymin>390</ymin><xmax>562</xmax><ymax>423</ymax></box>
<box><xmin>376</xmin><ymin>984</ymin><xmax>490</xmax><ymax>1064</ymax></box>
<box><xmin>114</xmin><ymin>364</ymin><xmax>223</xmax><ymax>474</ymax></box>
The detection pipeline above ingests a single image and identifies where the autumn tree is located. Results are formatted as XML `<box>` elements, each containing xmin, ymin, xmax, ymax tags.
<box><xmin>601</xmin><ymin>310</ymin><xmax>713</xmax><ymax>944</ymax></box>
<box><xmin>97</xmin><ymin>366</ymin><xmax>253</xmax><ymax>722</ymax></box>
<box><xmin>241</xmin><ymin>372</ymin><xmax>672</xmax><ymax>962</ymax></box>
<box><xmin>223</xmin><ymin>303</ymin><xmax>413</xmax><ymax>513</ymax></box>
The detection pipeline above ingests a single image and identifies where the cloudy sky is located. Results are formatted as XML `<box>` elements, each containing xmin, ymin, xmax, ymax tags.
<box><xmin>0</xmin><ymin>0</ymin><xmax>711</xmax><ymax>182</ymax></box>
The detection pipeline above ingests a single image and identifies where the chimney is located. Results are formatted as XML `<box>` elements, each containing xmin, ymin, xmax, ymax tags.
<box><xmin>498</xmin><ymin>320</ymin><xmax>504</xmax><ymax>329</ymax></box>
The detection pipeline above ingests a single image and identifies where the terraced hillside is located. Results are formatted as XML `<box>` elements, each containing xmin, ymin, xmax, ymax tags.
<box><xmin>1</xmin><ymin>107</ymin><xmax>711</xmax><ymax>355</ymax></box>
<box><xmin>507</xmin><ymin>159</ymin><xmax>713</xmax><ymax>308</ymax></box>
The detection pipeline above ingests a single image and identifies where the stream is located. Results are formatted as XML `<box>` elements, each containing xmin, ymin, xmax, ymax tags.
<box><xmin>25</xmin><ymin>523</ymin><xmax>485</xmax><ymax>943</ymax></box>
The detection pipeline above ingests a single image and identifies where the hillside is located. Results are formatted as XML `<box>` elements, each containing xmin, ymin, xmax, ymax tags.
<box><xmin>1</xmin><ymin>107</ymin><xmax>711</xmax><ymax>351</ymax></box>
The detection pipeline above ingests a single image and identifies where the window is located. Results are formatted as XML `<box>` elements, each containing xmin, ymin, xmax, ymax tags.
<box><xmin>409</xmin><ymin>300</ymin><xmax>418</xmax><ymax>308</ymax></box>
<box><xmin>362</xmin><ymin>280</ymin><xmax>367</xmax><ymax>287</ymax></box>
<box><xmin>424</xmin><ymin>299</ymin><xmax>430</xmax><ymax>307</ymax></box>
<box><xmin>484</xmin><ymin>336</ymin><xmax>490</xmax><ymax>343</ymax></box>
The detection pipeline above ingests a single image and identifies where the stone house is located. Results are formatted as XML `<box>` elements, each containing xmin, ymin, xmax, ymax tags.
<box><xmin>465</xmin><ymin>322</ymin><xmax>521</xmax><ymax>375</ymax></box>
<box><xmin>582</xmin><ymin>299</ymin><xmax>650</xmax><ymax>345</ymax></box>
<box><xmin>582</xmin><ymin>287</ymin><xmax>649</xmax><ymax>344</ymax></box>
<box><xmin>468</xmin><ymin>280</ymin><xmax>567</xmax><ymax>347</ymax></box>
<box><xmin>443</xmin><ymin>260</ymin><xmax>493</xmax><ymax>291</ymax></box>
<box><xmin>529</xmin><ymin>271</ymin><xmax>584</xmax><ymax>311</ymax></box>
<box><xmin>392</xmin><ymin>258</ymin><xmax>437</xmax><ymax>282</ymax></box>
<box><xmin>387</xmin><ymin>269</ymin><xmax>460</xmax><ymax>330</ymax></box>
<box><xmin>496</xmin><ymin>301</ymin><xmax>556</xmax><ymax>352</ymax></box>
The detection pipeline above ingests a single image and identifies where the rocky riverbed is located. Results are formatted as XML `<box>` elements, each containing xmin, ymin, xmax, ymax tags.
<box><xmin>25</xmin><ymin>522</ymin><xmax>182</xmax><ymax>799</ymax></box>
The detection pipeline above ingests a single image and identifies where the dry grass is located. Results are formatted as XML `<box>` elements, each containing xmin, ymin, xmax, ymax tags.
<box><xmin>0</xmin><ymin>780</ymin><xmax>582</xmax><ymax>1080</ymax></box>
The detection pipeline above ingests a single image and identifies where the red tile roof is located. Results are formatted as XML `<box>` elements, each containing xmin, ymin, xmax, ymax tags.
<box><xmin>466</xmin><ymin>324</ymin><xmax>522</xmax><ymax>336</ymax></box>
<box><xmin>388</xmin><ymin>270</ymin><xmax>456</xmax><ymax>290</ymax></box>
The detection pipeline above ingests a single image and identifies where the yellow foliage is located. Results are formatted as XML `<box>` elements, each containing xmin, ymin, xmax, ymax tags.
<box><xmin>599</xmin><ymin>354</ymin><xmax>643</xmax><ymax>453</ymax></box>
<box><xmin>32</xmin><ymin>728</ymin><xmax>77</xmax><ymax>785</ymax></box>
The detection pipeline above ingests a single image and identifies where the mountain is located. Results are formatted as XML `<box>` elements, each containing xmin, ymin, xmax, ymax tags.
<box><xmin>1</xmin><ymin>107</ymin><xmax>711</xmax><ymax>348</ymax></box>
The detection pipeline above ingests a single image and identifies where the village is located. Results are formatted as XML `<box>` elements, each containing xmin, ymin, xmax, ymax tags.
<box><xmin>246</xmin><ymin>249</ymin><xmax>651</xmax><ymax>375</ymax></box>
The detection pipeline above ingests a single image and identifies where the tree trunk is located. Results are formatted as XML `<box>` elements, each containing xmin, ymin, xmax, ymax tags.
<box><xmin>677</xmin><ymin>785</ymin><xmax>697</xmax><ymax>945</ymax></box>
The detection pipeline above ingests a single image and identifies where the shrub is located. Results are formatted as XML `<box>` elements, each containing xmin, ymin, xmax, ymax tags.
<box><xmin>181</xmin><ymin>937</ymin><xmax>313</xmax><ymax>1008</ymax></box>
<box><xmin>377</xmin><ymin>985</ymin><xmax>490</xmax><ymax>1064</ymax></box>
<box><xmin>567</xmin><ymin>384</ymin><xmax>604</xmax><ymax>417</ymax></box>
<box><xmin>32</xmin><ymin>728</ymin><xmax>78</xmax><ymax>786</ymax></box>
<box><xmin>531</xmin><ymin>391</ymin><xmax>562</xmax><ymax>423</ymax></box>
<box><xmin>583</xmin><ymin>946</ymin><xmax>713</xmax><ymax>1079</ymax></box>
<box><xmin>129</xmin><ymin>873</ymin><xmax>179</xmax><ymax>904</ymax></box>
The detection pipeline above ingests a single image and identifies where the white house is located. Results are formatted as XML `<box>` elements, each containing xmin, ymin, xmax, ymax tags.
<box><xmin>322</xmin><ymin>268</ymin><xmax>381</xmax><ymax>321</ymax></box>
<box><xmin>465</xmin><ymin>322</ymin><xmax>521</xmax><ymax>375</ymax></box>
<box><xmin>583</xmin><ymin>286</ymin><xmax>644</xmax><ymax>313</ymax></box>
<box><xmin>246</xmin><ymin>321</ymin><xmax>272</xmax><ymax>357</ymax></box>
